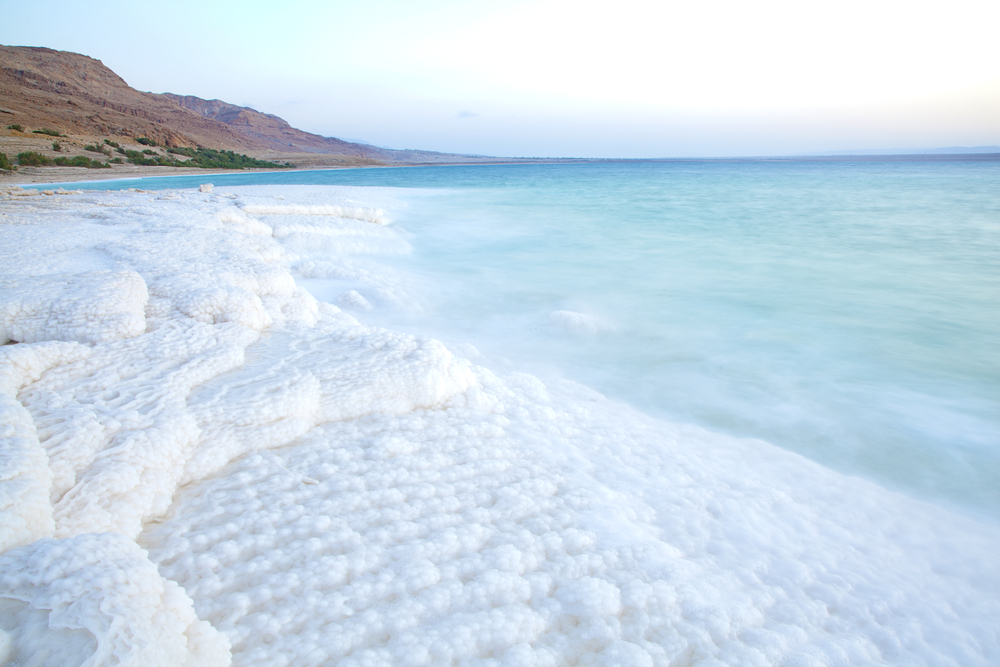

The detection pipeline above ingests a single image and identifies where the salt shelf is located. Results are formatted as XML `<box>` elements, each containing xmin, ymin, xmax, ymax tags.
<box><xmin>0</xmin><ymin>185</ymin><xmax>997</xmax><ymax>666</ymax></box>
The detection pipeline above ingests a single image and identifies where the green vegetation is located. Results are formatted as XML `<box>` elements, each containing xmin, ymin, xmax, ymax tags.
<box><xmin>31</xmin><ymin>128</ymin><xmax>63</xmax><ymax>137</ymax></box>
<box><xmin>17</xmin><ymin>151</ymin><xmax>50</xmax><ymax>166</ymax></box>
<box><xmin>12</xmin><ymin>141</ymin><xmax>291</xmax><ymax>171</ymax></box>
<box><xmin>17</xmin><ymin>151</ymin><xmax>109</xmax><ymax>168</ymax></box>
<box><xmin>166</xmin><ymin>147</ymin><xmax>294</xmax><ymax>169</ymax></box>
<box><xmin>135</xmin><ymin>137</ymin><xmax>157</xmax><ymax>146</ymax></box>
<box><xmin>52</xmin><ymin>142</ymin><xmax>62</xmax><ymax>152</ymax></box>
<box><xmin>53</xmin><ymin>155</ymin><xmax>109</xmax><ymax>168</ymax></box>
<box><xmin>6</xmin><ymin>124</ymin><xmax>23</xmax><ymax>132</ymax></box>
<box><xmin>0</xmin><ymin>153</ymin><xmax>12</xmax><ymax>170</ymax></box>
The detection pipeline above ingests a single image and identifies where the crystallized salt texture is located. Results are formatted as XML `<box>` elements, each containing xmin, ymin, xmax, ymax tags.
<box><xmin>0</xmin><ymin>342</ymin><xmax>90</xmax><ymax>553</ymax></box>
<box><xmin>26</xmin><ymin>319</ymin><xmax>260</xmax><ymax>539</ymax></box>
<box><xmin>141</xmin><ymin>367</ymin><xmax>1000</xmax><ymax>667</ymax></box>
<box><xmin>181</xmin><ymin>313</ymin><xmax>475</xmax><ymax>486</ymax></box>
<box><xmin>0</xmin><ymin>270</ymin><xmax>148</xmax><ymax>344</ymax></box>
<box><xmin>0</xmin><ymin>532</ymin><xmax>230</xmax><ymax>666</ymax></box>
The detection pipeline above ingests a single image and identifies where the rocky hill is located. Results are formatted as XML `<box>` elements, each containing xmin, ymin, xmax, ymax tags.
<box><xmin>0</xmin><ymin>45</ymin><xmax>493</xmax><ymax>166</ymax></box>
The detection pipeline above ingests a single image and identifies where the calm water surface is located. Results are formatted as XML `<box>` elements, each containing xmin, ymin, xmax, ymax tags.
<box><xmin>40</xmin><ymin>159</ymin><xmax>1000</xmax><ymax>519</ymax></box>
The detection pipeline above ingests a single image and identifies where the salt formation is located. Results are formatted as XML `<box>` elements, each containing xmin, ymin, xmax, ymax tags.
<box><xmin>0</xmin><ymin>270</ymin><xmax>147</xmax><ymax>345</ymax></box>
<box><xmin>0</xmin><ymin>533</ymin><xmax>229</xmax><ymax>666</ymax></box>
<box><xmin>337</xmin><ymin>290</ymin><xmax>374</xmax><ymax>312</ymax></box>
<box><xmin>0</xmin><ymin>184</ymin><xmax>997</xmax><ymax>666</ymax></box>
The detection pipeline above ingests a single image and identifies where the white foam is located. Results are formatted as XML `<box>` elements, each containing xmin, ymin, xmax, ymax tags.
<box><xmin>548</xmin><ymin>309</ymin><xmax>613</xmax><ymax>336</ymax></box>
<box><xmin>242</xmin><ymin>204</ymin><xmax>388</xmax><ymax>225</ymax></box>
<box><xmin>0</xmin><ymin>184</ymin><xmax>996</xmax><ymax>666</ymax></box>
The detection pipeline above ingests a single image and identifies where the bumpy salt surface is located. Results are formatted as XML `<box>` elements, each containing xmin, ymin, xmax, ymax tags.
<box><xmin>0</xmin><ymin>185</ymin><xmax>997</xmax><ymax>667</ymax></box>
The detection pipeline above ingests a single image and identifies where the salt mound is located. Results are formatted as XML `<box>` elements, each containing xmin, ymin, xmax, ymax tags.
<box><xmin>337</xmin><ymin>289</ymin><xmax>373</xmax><ymax>311</ymax></box>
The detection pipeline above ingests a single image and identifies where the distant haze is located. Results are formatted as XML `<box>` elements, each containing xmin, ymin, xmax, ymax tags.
<box><xmin>2</xmin><ymin>0</ymin><xmax>997</xmax><ymax>158</ymax></box>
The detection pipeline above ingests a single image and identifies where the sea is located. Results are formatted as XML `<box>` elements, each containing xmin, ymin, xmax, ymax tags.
<box><xmin>34</xmin><ymin>157</ymin><xmax>1000</xmax><ymax>522</ymax></box>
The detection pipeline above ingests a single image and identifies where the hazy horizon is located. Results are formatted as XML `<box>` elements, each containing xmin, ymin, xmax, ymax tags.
<box><xmin>2</xmin><ymin>0</ymin><xmax>997</xmax><ymax>158</ymax></box>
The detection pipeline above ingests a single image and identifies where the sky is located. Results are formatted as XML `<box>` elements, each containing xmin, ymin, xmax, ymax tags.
<box><xmin>1</xmin><ymin>0</ymin><xmax>998</xmax><ymax>158</ymax></box>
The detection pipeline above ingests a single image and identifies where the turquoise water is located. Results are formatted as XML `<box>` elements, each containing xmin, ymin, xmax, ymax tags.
<box><xmin>40</xmin><ymin>160</ymin><xmax>1000</xmax><ymax>518</ymax></box>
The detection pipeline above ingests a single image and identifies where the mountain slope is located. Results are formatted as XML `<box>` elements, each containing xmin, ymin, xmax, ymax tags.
<box><xmin>0</xmin><ymin>45</ymin><xmax>493</xmax><ymax>165</ymax></box>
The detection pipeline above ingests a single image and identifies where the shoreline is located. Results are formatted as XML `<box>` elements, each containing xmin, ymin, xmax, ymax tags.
<box><xmin>6</xmin><ymin>152</ymin><xmax>998</xmax><ymax>187</ymax></box>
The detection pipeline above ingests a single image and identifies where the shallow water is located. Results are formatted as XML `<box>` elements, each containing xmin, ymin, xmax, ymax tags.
<box><xmin>39</xmin><ymin>159</ymin><xmax>1000</xmax><ymax>519</ymax></box>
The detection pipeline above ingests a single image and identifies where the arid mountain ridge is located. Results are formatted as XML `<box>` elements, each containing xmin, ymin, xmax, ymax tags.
<box><xmin>0</xmin><ymin>45</ymin><xmax>496</xmax><ymax>166</ymax></box>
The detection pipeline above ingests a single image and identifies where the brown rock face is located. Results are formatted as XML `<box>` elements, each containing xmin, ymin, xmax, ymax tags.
<box><xmin>159</xmin><ymin>93</ymin><xmax>385</xmax><ymax>158</ymax></box>
<box><xmin>1</xmin><ymin>44</ymin><xmax>514</xmax><ymax>169</ymax></box>
<box><xmin>0</xmin><ymin>45</ymin><xmax>260</xmax><ymax>150</ymax></box>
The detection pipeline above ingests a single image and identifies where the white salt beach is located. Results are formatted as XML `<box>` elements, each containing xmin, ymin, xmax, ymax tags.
<box><xmin>0</xmin><ymin>183</ymin><xmax>998</xmax><ymax>666</ymax></box>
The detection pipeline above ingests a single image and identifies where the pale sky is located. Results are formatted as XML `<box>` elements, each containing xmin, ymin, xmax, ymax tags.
<box><xmin>2</xmin><ymin>0</ymin><xmax>998</xmax><ymax>157</ymax></box>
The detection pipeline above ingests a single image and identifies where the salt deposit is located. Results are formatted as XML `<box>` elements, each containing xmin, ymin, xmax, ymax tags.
<box><xmin>0</xmin><ymin>184</ymin><xmax>997</xmax><ymax>666</ymax></box>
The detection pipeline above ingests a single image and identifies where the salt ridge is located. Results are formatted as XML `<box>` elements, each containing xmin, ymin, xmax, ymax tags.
<box><xmin>0</xmin><ymin>185</ymin><xmax>997</xmax><ymax>666</ymax></box>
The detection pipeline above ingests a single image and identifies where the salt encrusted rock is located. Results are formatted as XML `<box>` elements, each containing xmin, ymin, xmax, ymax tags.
<box><xmin>0</xmin><ymin>270</ymin><xmax>148</xmax><ymax>345</ymax></box>
<box><xmin>0</xmin><ymin>533</ymin><xmax>231</xmax><ymax>666</ymax></box>
<box><xmin>336</xmin><ymin>289</ymin><xmax>373</xmax><ymax>312</ymax></box>
<box><xmin>199</xmin><ymin>184</ymin><xmax>213</xmax><ymax>193</ymax></box>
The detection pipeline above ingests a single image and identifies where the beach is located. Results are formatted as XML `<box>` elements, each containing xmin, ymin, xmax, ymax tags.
<box><xmin>1</xmin><ymin>180</ymin><xmax>998</xmax><ymax>666</ymax></box>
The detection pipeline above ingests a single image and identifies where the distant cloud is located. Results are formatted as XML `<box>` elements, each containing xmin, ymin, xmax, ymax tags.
<box><xmin>456</xmin><ymin>110</ymin><xmax>480</xmax><ymax>118</ymax></box>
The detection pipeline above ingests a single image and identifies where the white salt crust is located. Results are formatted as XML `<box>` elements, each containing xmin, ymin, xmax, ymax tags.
<box><xmin>0</xmin><ymin>270</ymin><xmax>147</xmax><ymax>345</ymax></box>
<box><xmin>0</xmin><ymin>533</ymin><xmax>229</xmax><ymax>666</ymax></box>
<box><xmin>0</xmin><ymin>185</ymin><xmax>997</xmax><ymax>666</ymax></box>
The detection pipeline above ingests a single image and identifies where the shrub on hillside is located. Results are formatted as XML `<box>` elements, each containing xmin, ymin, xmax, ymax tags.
<box><xmin>53</xmin><ymin>155</ymin><xmax>109</xmax><ymax>169</ymax></box>
<box><xmin>31</xmin><ymin>128</ymin><xmax>63</xmax><ymax>137</ymax></box>
<box><xmin>84</xmin><ymin>144</ymin><xmax>110</xmax><ymax>155</ymax></box>
<box><xmin>0</xmin><ymin>153</ymin><xmax>12</xmax><ymax>170</ymax></box>
<box><xmin>142</xmin><ymin>149</ymin><xmax>156</xmax><ymax>155</ymax></box>
<box><xmin>166</xmin><ymin>147</ymin><xmax>292</xmax><ymax>169</ymax></box>
<box><xmin>17</xmin><ymin>151</ymin><xmax>107</xmax><ymax>168</ymax></box>
<box><xmin>6</xmin><ymin>124</ymin><xmax>23</xmax><ymax>132</ymax></box>
<box><xmin>18</xmin><ymin>151</ymin><xmax>52</xmax><ymax>166</ymax></box>
<box><xmin>135</xmin><ymin>137</ymin><xmax>157</xmax><ymax>146</ymax></box>
<box><xmin>52</xmin><ymin>142</ymin><xmax>62</xmax><ymax>152</ymax></box>
<box><xmin>104</xmin><ymin>139</ymin><xmax>120</xmax><ymax>148</ymax></box>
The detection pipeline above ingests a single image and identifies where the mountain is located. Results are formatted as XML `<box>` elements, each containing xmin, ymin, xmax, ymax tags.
<box><xmin>159</xmin><ymin>93</ymin><xmax>385</xmax><ymax>158</ymax></box>
<box><xmin>0</xmin><ymin>45</ymin><xmax>494</xmax><ymax>165</ymax></box>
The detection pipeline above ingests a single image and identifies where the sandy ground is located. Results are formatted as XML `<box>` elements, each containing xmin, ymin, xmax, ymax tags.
<box><xmin>1</xmin><ymin>163</ymin><xmax>330</xmax><ymax>185</ymax></box>
<box><xmin>0</xmin><ymin>130</ymin><xmax>385</xmax><ymax>185</ymax></box>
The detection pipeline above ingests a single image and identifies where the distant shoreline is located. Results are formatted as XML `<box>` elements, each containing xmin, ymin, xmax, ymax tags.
<box><xmin>6</xmin><ymin>152</ymin><xmax>998</xmax><ymax>187</ymax></box>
